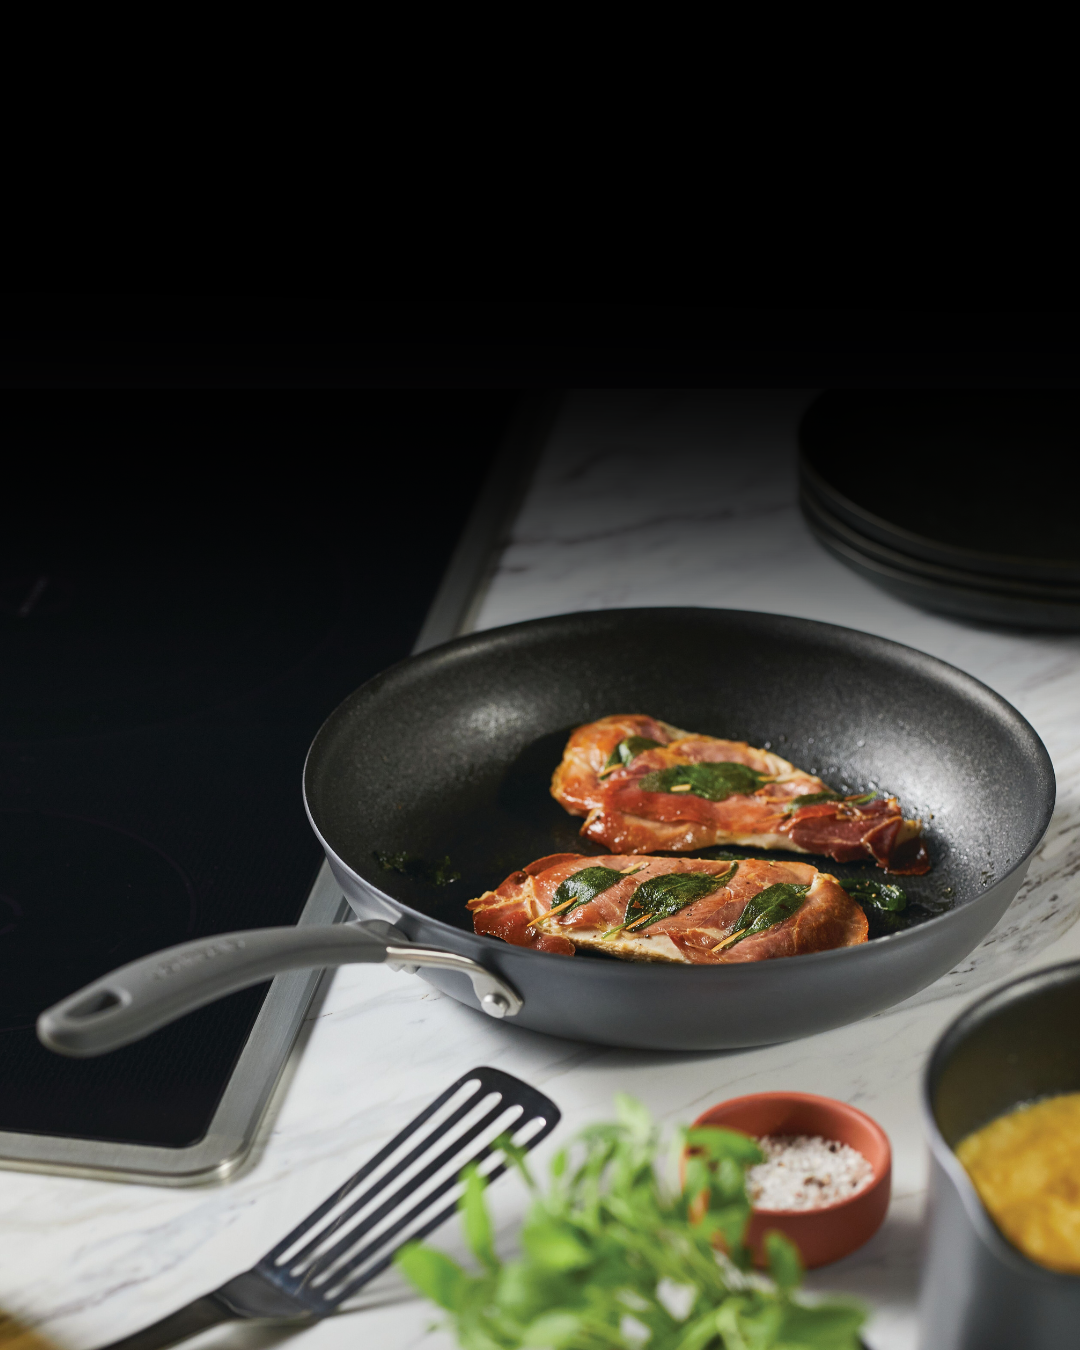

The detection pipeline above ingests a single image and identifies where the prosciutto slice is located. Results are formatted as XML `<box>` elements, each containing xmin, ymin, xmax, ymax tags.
<box><xmin>468</xmin><ymin>853</ymin><xmax>868</xmax><ymax>964</ymax></box>
<box><xmin>550</xmin><ymin>714</ymin><xmax>929</xmax><ymax>875</ymax></box>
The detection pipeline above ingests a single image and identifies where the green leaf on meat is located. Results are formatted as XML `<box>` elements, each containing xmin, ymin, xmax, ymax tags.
<box><xmin>785</xmin><ymin>791</ymin><xmax>842</xmax><ymax>811</ymax></box>
<box><xmin>717</xmin><ymin>882</ymin><xmax>810</xmax><ymax>950</ymax></box>
<box><xmin>601</xmin><ymin>735</ymin><xmax>662</xmax><ymax>773</ymax></box>
<box><xmin>840</xmin><ymin>878</ymin><xmax>907</xmax><ymax>911</ymax></box>
<box><xmin>550</xmin><ymin>865</ymin><xmax>630</xmax><ymax>920</ymax></box>
<box><xmin>610</xmin><ymin>862</ymin><xmax>738</xmax><ymax>936</ymax></box>
<box><xmin>785</xmin><ymin>790</ymin><xmax>879</xmax><ymax>813</ymax></box>
<box><xmin>637</xmin><ymin>761</ymin><xmax>768</xmax><ymax>801</ymax></box>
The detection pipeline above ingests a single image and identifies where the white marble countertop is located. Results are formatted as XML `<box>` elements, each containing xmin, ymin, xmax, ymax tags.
<box><xmin>4</xmin><ymin>391</ymin><xmax>1079</xmax><ymax>1350</ymax></box>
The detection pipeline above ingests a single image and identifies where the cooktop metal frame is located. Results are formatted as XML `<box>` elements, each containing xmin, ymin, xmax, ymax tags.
<box><xmin>0</xmin><ymin>393</ymin><xmax>556</xmax><ymax>1185</ymax></box>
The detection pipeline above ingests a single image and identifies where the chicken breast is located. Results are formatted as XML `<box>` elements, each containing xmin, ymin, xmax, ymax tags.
<box><xmin>550</xmin><ymin>715</ymin><xmax>929</xmax><ymax>875</ymax></box>
<box><xmin>468</xmin><ymin>853</ymin><xmax>868</xmax><ymax>965</ymax></box>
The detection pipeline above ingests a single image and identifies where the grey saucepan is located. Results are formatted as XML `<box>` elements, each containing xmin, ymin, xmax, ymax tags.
<box><xmin>921</xmin><ymin>961</ymin><xmax>1080</xmax><ymax>1349</ymax></box>
<box><xmin>39</xmin><ymin>609</ymin><xmax>1054</xmax><ymax>1056</ymax></box>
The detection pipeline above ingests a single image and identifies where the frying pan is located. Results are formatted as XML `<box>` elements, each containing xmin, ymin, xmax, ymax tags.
<box><xmin>38</xmin><ymin>609</ymin><xmax>1055</xmax><ymax>1055</ymax></box>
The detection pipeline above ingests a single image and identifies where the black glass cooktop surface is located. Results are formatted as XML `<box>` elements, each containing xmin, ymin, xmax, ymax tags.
<box><xmin>0</xmin><ymin>393</ymin><xmax>518</xmax><ymax>1149</ymax></box>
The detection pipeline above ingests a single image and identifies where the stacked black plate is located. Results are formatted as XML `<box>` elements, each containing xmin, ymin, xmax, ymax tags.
<box><xmin>799</xmin><ymin>391</ymin><xmax>1080</xmax><ymax>630</ymax></box>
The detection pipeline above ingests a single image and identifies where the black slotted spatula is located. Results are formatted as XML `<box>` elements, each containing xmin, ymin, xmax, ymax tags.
<box><xmin>99</xmin><ymin>1067</ymin><xmax>560</xmax><ymax>1350</ymax></box>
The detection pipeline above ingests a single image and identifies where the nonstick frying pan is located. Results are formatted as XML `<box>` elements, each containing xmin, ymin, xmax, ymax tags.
<box><xmin>39</xmin><ymin>609</ymin><xmax>1055</xmax><ymax>1055</ymax></box>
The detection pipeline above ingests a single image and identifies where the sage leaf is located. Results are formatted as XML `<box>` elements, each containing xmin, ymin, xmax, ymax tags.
<box><xmin>618</xmin><ymin>862</ymin><xmax>738</xmax><ymax>934</ymax></box>
<box><xmin>638</xmin><ymin>761</ymin><xmax>767</xmax><ymax>801</ymax></box>
<box><xmin>718</xmin><ymin>882</ymin><xmax>810</xmax><ymax>950</ymax></box>
<box><xmin>601</xmin><ymin>735</ymin><xmax>662</xmax><ymax>772</ymax></box>
<box><xmin>375</xmin><ymin>849</ymin><xmax>410</xmax><ymax>874</ymax></box>
<box><xmin>374</xmin><ymin>850</ymin><xmax>460</xmax><ymax>886</ymax></box>
<box><xmin>786</xmin><ymin>790</ymin><xmax>878</xmax><ymax>814</ymax></box>
<box><xmin>551</xmin><ymin>865</ymin><xmax>630</xmax><ymax>919</ymax></box>
<box><xmin>840</xmin><ymin>878</ymin><xmax>907</xmax><ymax>911</ymax></box>
<box><xmin>785</xmin><ymin>791</ymin><xmax>841</xmax><ymax>811</ymax></box>
<box><xmin>431</xmin><ymin>856</ymin><xmax>461</xmax><ymax>885</ymax></box>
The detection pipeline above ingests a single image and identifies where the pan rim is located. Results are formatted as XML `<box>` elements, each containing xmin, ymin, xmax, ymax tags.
<box><xmin>302</xmin><ymin>607</ymin><xmax>1055</xmax><ymax>975</ymax></box>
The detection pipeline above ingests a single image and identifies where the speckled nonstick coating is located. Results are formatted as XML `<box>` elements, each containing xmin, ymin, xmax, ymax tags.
<box><xmin>303</xmin><ymin>609</ymin><xmax>1055</xmax><ymax>1050</ymax></box>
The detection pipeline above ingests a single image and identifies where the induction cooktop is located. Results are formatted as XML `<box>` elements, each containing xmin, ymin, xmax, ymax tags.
<box><xmin>0</xmin><ymin>391</ymin><xmax>542</xmax><ymax>1183</ymax></box>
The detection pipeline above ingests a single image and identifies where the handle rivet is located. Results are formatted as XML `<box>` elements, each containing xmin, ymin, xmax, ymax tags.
<box><xmin>481</xmin><ymin>992</ymin><xmax>510</xmax><ymax>1018</ymax></box>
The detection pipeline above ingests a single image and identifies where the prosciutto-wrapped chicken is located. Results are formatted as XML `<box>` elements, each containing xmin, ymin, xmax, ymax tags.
<box><xmin>468</xmin><ymin>853</ymin><xmax>868</xmax><ymax>964</ymax></box>
<box><xmin>551</xmin><ymin>715</ymin><xmax>929</xmax><ymax>875</ymax></box>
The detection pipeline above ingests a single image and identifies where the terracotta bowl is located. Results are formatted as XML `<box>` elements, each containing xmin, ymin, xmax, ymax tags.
<box><xmin>692</xmin><ymin>1091</ymin><xmax>891</xmax><ymax>1269</ymax></box>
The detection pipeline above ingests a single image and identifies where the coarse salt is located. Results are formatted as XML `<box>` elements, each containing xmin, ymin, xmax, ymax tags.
<box><xmin>747</xmin><ymin>1134</ymin><xmax>874</xmax><ymax>1211</ymax></box>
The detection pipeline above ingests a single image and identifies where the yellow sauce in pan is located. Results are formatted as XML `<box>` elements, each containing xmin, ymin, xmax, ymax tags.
<box><xmin>956</xmin><ymin>1092</ymin><xmax>1080</xmax><ymax>1274</ymax></box>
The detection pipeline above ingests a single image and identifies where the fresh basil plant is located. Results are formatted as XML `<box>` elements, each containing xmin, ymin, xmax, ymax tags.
<box><xmin>397</xmin><ymin>1096</ymin><xmax>865</xmax><ymax>1349</ymax></box>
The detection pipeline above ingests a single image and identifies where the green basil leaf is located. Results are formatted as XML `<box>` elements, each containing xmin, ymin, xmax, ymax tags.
<box><xmin>521</xmin><ymin>1219</ymin><xmax>592</xmax><ymax>1271</ymax></box>
<box><xmin>840</xmin><ymin>878</ymin><xmax>907</xmax><ymax>911</ymax></box>
<box><xmin>763</xmin><ymin>1230</ymin><xmax>803</xmax><ymax>1293</ymax></box>
<box><xmin>460</xmin><ymin>1164</ymin><xmax>499</xmax><ymax>1273</ymax></box>
<box><xmin>637</xmin><ymin>762</ymin><xmax>767</xmax><ymax>801</ymax></box>
<box><xmin>394</xmin><ymin>1243</ymin><xmax>469</xmax><ymax>1311</ymax></box>
<box><xmin>778</xmin><ymin>1300</ymin><xmax>867</xmax><ymax>1346</ymax></box>
<box><xmin>521</xmin><ymin>1311</ymin><xmax>584</xmax><ymax>1347</ymax></box>
<box><xmin>721</xmin><ymin>882</ymin><xmax>810</xmax><ymax>949</ymax></box>
<box><xmin>397</xmin><ymin>1094</ymin><xmax>868</xmax><ymax>1347</ymax></box>
<box><xmin>551</xmin><ymin>865</ymin><xmax>629</xmax><ymax>919</ymax></box>
<box><xmin>685</xmin><ymin>1125</ymin><xmax>764</xmax><ymax>1167</ymax></box>
<box><xmin>602</xmin><ymin>735</ymin><xmax>662</xmax><ymax>771</ymax></box>
<box><xmin>620</xmin><ymin>862</ymin><xmax>738</xmax><ymax>933</ymax></box>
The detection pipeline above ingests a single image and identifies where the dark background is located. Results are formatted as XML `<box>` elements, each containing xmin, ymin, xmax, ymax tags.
<box><xmin>0</xmin><ymin>388</ymin><xmax>518</xmax><ymax>1145</ymax></box>
<box><xmin>2</xmin><ymin>298</ymin><xmax>1079</xmax><ymax>388</ymax></box>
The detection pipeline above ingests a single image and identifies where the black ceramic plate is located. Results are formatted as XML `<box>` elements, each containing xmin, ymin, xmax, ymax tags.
<box><xmin>800</xmin><ymin>391</ymin><xmax>1080</xmax><ymax>586</ymax></box>
<box><xmin>801</xmin><ymin>485</ymin><xmax>1080</xmax><ymax>631</ymax></box>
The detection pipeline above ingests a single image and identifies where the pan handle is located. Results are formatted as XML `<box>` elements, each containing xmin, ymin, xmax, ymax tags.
<box><xmin>36</xmin><ymin>921</ymin><xmax>523</xmax><ymax>1058</ymax></box>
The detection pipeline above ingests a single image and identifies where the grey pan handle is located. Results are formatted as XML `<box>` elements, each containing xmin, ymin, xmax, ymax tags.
<box><xmin>37</xmin><ymin>920</ymin><xmax>523</xmax><ymax>1057</ymax></box>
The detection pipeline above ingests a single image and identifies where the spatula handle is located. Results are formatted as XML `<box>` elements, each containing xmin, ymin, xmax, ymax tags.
<box><xmin>93</xmin><ymin>1294</ymin><xmax>237</xmax><ymax>1350</ymax></box>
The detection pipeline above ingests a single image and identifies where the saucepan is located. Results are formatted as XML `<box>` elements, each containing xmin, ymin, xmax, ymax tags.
<box><xmin>38</xmin><ymin>608</ymin><xmax>1054</xmax><ymax>1056</ymax></box>
<box><xmin>920</xmin><ymin>961</ymin><xmax>1080</xmax><ymax>1349</ymax></box>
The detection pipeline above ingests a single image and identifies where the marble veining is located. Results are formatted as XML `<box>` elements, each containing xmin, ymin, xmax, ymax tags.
<box><xmin>4</xmin><ymin>391</ymin><xmax>1079</xmax><ymax>1350</ymax></box>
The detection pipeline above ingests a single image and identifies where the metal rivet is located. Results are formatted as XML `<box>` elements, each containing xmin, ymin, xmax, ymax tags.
<box><xmin>481</xmin><ymin>993</ymin><xmax>510</xmax><ymax>1018</ymax></box>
